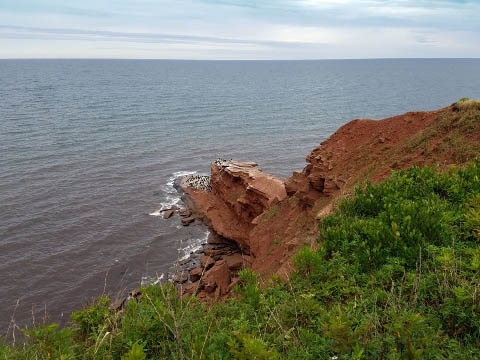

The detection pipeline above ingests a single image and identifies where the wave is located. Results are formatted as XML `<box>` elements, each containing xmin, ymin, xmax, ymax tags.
<box><xmin>140</xmin><ymin>273</ymin><xmax>164</xmax><ymax>287</ymax></box>
<box><xmin>148</xmin><ymin>170</ymin><xmax>197</xmax><ymax>216</ymax></box>
<box><xmin>178</xmin><ymin>230</ymin><xmax>210</xmax><ymax>261</ymax></box>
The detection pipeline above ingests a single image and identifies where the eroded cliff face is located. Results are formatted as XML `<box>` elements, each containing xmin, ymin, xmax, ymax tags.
<box><xmin>182</xmin><ymin>103</ymin><xmax>480</xmax><ymax>283</ymax></box>
<box><xmin>284</xmin><ymin>110</ymin><xmax>446</xmax><ymax>210</ymax></box>
<box><xmin>183</xmin><ymin>160</ymin><xmax>287</xmax><ymax>252</ymax></box>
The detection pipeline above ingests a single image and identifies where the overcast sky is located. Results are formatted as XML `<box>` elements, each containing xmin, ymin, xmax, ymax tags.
<box><xmin>0</xmin><ymin>0</ymin><xmax>479</xmax><ymax>59</ymax></box>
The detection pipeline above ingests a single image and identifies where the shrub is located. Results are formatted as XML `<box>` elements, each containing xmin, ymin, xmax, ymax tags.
<box><xmin>3</xmin><ymin>159</ymin><xmax>480</xmax><ymax>359</ymax></box>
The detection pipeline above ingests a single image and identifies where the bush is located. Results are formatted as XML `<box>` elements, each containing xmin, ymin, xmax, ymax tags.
<box><xmin>3</xmin><ymin>160</ymin><xmax>480</xmax><ymax>359</ymax></box>
<box><xmin>321</xmin><ymin>162</ymin><xmax>480</xmax><ymax>271</ymax></box>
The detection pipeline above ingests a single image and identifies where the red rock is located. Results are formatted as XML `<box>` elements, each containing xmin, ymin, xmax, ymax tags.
<box><xmin>227</xmin><ymin>277</ymin><xmax>241</xmax><ymax>292</ymax></box>
<box><xmin>285</xmin><ymin>238</ymin><xmax>300</xmax><ymax>251</ymax></box>
<box><xmin>201</xmin><ymin>260</ymin><xmax>231</xmax><ymax>296</ymax></box>
<box><xmin>163</xmin><ymin>209</ymin><xmax>175</xmax><ymax>219</ymax></box>
<box><xmin>207</xmin><ymin>234</ymin><xmax>231</xmax><ymax>244</ymax></box>
<box><xmin>126</xmin><ymin>289</ymin><xmax>143</xmax><ymax>303</ymax></box>
<box><xmin>204</xmin><ymin>282</ymin><xmax>216</xmax><ymax>293</ymax></box>
<box><xmin>181</xmin><ymin>216</ymin><xmax>195</xmax><ymax>226</ymax></box>
<box><xmin>178</xmin><ymin>106</ymin><xmax>474</xmax><ymax>291</ymax></box>
<box><xmin>178</xmin><ymin>209</ymin><xmax>192</xmax><ymax>217</ymax></box>
<box><xmin>242</xmin><ymin>255</ymin><xmax>253</xmax><ymax>266</ymax></box>
<box><xmin>173</xmin><ymin>271</ymin><xmax>188</xmax><ymax>283</ymax></box>
<box><xmin>189</xmin><ymin>267</ymin><xmax>203</xmax><ymax>282</ymax></box>
<box><xmin>307</xmin><ymin>173</ymin><xmax>325</xmax><ymax>191</ymax></box>
<box><xmin>223</xmin><ymin>253</ymin><xmax>246</xmax><ymax>271</ymax></box>
<box><xmin>182</xmin><ymin>282</ymin><xmax>201</xmax><ymax>296</ymax></box>
<box><xmin>200</xmin><ymin>256</ymin><xmax>215</xmax><ymax>269</ymax></box>
<box><xmin>204</xmin><ymin>248</ymin><xmax>226</xmax><ymax>257</ymax></box>
<box><xmin>197</xmin><ymin>291</ymin><xmax>208</xmax><ymax>299</ymax></box>
<box><xmin>183</xmin><ymin>160</ymin><xmax>287</xmax><ymax>251</ymax></box>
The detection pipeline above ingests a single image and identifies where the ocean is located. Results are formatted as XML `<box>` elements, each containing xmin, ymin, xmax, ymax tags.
<box><xmin>1</xmin><ymin>58</ymin><xmax>480</xmax><ymax>332</ymax></box>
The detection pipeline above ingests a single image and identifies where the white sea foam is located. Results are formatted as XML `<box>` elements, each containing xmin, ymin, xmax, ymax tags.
<box><xmin>178</xmin><ymin>230</ymin><xmax>210</xmax><ymax>261</ymax></box>
<box><xmin>172</xmin><ymin>170</ymin><xmax>198</xmax><ymax>178</ymax></box>
<box><xmin>149</xmin><ymin>170</ymin><xmax>197</xmax><ymax>216</ymax></box>
<box><xmin>141</xmin><ymin>273</ymin><xmax>164</xmax><ymax>287</ymax></box>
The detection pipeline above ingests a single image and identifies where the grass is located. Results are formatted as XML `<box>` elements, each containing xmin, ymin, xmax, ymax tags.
<box><xmin>3</xmin><ymin>159</ymin><xmax>480</xmax><ymax>359</ymax></box>
<box><xmin>404</xmin><ymin>98</ymin><xmax>480</xmax><ymax>160</ymax></box>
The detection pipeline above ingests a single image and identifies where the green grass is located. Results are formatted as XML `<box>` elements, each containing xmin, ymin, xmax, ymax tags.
<box><xmin>3</xmin><ymin>160</ymin><xmax>480</xmax><ymax>359</ymax></box>
<box><xmin>404</xmin><ymin>98</ymin><xmax>480</xmax><ymax>160</ymax></box>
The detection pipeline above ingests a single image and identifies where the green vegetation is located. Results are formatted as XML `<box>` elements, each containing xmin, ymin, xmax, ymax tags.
<box><xmin>358</xmin><ymin>98</ymin><xmax>480</xmax><ymax>183</ymax></box>
<box><xmin>405</xmin><ymin>98</ymin><xmax>480</xmax><ymax>161</ymax></box>
<box><xmin>3</xmin><ymin>160</ymin><xmax>480</xmax><ymax>359</ymax></box>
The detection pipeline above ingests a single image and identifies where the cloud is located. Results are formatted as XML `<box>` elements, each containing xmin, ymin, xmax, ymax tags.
<box><xmin>0</xmin><ymin>0</ymin><xmax>478</xmax><ymax>58</ymax></box>
<box><xmin>0</xmin><ymin>25</ymin><xmax>329</xmax><ymax>49</ymax></box>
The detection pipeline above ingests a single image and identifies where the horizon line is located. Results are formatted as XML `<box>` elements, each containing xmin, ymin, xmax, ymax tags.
<box><xmin>1</xmin><ymin>57</ymin><xmax>480</xmax><ymax>61</ymax></box>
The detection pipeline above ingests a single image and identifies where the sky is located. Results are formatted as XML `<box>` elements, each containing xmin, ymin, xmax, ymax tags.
<box><xmin>0</xmin><ymin>0</ymin><xmax>479</xmax><ymax>59</ymax></box>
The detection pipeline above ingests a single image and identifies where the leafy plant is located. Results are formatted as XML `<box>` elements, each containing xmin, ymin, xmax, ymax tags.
<box><xmin>4</xmin><ymin>159</ymin><xmax>480</xmax><ymax>359</ymax></box>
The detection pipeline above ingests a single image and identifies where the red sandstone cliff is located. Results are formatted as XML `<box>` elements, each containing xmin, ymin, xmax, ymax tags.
<box><xmin>183</xmin><ymin>160</ymin><xmax>287</xmax><ymax>252</ymax></box>
<box><xmin>183</xmin><ymin>101</ymin><xmax>480</xmax><ymax>288</ymax></box>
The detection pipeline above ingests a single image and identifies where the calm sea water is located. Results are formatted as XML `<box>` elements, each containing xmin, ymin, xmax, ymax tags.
<box><xmin>1</xmin><ymin>59</ymin><xmax>480</xmax><ymax>332</ymax></box>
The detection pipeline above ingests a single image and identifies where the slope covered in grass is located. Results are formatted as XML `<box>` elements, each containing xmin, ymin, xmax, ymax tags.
<box><xmin>2</xmin><ymin>159</ymin><xmax>480</xmax><ymax>359</ymax></box>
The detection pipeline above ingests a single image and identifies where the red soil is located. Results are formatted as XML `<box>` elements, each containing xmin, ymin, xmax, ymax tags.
<box><xmin>185</xmin><ymin>102</ymin><xmax>480</xmax><ymax>288</ymax></box>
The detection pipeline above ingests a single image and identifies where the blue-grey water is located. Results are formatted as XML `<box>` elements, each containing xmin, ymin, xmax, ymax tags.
<box><xmin>1</xmin><ymin>59</ymin><xmax>480</xmax><ymax>332</ymax></box>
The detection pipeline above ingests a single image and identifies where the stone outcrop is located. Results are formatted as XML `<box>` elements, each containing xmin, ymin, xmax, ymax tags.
<box><xmin>178</xmin><ymin>104</ymin><xmax>480</xmax><ymax>294</ymax></box>
<box><xmin>183</xmin><ymin>160</ymin><xmax>287</xmax><ymax>252</ymax></box>
<box><xmin>200</xmin><ymin>256</ymin><xmax>215</xmax><ymax>269</ymax></box>
<box><xmin>202</xmin><ymin>260</ymin><xmax>231</xmax><ymax>296</ymax></box>
<box><xmin>180</xmin><ymin>159</ymin><xmax>314</xmax><ymax>282</ymax></box>
<box><xmin>182</xmin><ymin>255</ymin><xmax>248</xmax><ymax>298</ymax></box>
<box><xmin>179</xmin><ymin>238</ymin><xmax>254</xmax><ymax>299</ymax></box>
<box><xmin>284</xmin><ymin>110</ymin><xmax>445</xmax><ymax>210</ymax></box>
<box><xmin>189</xmin><ymin>267</ymin><xmax>203</xmax><ymax>282</ymax></box>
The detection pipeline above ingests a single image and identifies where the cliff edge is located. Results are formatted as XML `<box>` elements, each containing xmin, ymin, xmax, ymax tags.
<box><xmin>183</xmin><ymin>99</ymin><xmax>480</xmax><ymax>287</ymax></box>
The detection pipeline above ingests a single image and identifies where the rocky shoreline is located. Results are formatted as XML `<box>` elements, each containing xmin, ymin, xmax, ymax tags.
<box><xmin>112</xmin><ymin>167</ymin><xmax>256</xmax><ymax>309</ymax></box>
<box><xmin>112</xmin><ymin>102</ymin><xmax>480</xmax><ymax>308</ymax></box>
<box><xmin>165</xmin><ymin>159</ymin><xmax>288</xmax><ymax>298</ymax></box>
<box><xmin>167</xmin><ymin>170</ymin><xmax>254</xmax><ymax>298</ymax></box>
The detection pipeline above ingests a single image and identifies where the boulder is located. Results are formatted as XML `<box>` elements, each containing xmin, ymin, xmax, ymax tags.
<box><xmin>182</xmin><ymin>282</ymin><xmax>201</xmax><ymax>296</ymax></box>
<box><xmin>178</xmin><ymin>209</ymin><xmax>192</xmax><ymax>217</ymax></box>
<box><xmin>173</xmin><ymin>271</ymin><xmax>188</xmax><ymax>284</ymax></box>
<box><xmin>189</xmin><ymin>267</ymin><xmax>203</xmax><ymax>282</ymax></box>
<box><xmin>223</xmin><ymin>253</ymin><xmax>246</xmax><ymax>271</ymax></box>
<box><xmin>129</xmin><ymin>288</ymin><xmax>142</xmax><ymax>302</ymax></box>
<box><xmin>204</xmin><ymin>248</ymin><xmax>227</xmax><ymax>258</ymax></box>
<box><xmin>201</xmin><ymin>260</ymin><xmax>231</xmax><ymax>296</ymax></box>
<box><xmin>178</xmin><ymin>258</ymin><xmax>191</xmax><ymax>266</ymax></box>
<box><xmin>207</xmin><ymin>234</ymin><xmax>232</xmax><ymax>245</ymax></box>
<box><xmin>181</xmin><ymin>217</ymin><xmax>195</xmax><ymax>226</ymax></box>
<box><xmin>200</xmin><ymin>256</ymin><xmax>215</xmax><ymax>269</ymax></box>
<box><xmin>163</xmin><ymin>209</ymin><xmax>175</xmax><ymax>219</ymax></box>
